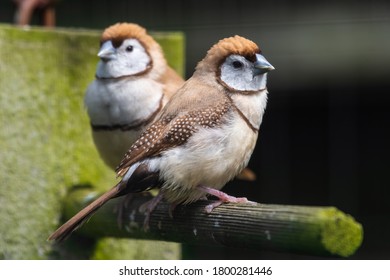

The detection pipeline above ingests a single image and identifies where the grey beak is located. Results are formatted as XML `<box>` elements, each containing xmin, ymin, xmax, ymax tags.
<box><xmin>98</xmin><ymin>40</ymin><xmax>116</xmax><ymax>60</ymax></box>
<box><xmin>254</xmin><ymin>54</ymin><xmax>275</xmax><ymax>75</ymax></box>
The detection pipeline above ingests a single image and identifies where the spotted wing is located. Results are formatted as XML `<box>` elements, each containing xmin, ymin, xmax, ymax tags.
<box><xmin>115</xmin><ymin>100</ymin><xmax>231</xmax><ymax>177</ymax></box>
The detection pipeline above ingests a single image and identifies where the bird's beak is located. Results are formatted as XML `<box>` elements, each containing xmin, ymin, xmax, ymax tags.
<box><xmin>253</xmin><ymin>54</ymin><xmax>275</xmax><ymax>75</ymax></box>
<box><xmin>98</xmin><ymin>41</ymin><xmax>116</xmax><ymax>61</ymax></box>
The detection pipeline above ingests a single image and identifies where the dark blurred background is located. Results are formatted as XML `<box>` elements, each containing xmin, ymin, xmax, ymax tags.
<box><xmin>1</xmin><ymin>0</ymin><xmax>389</xmax><ymax>259</ymax></box>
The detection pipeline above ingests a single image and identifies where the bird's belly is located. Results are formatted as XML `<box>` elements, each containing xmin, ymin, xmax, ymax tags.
<box><xmin>159</xmin><ymin>115</ymin><xmax>258</xmax><ymax>204</ymax></box>
<box><xmin>92</xmin><ymin>129</ymin><xmax>142</xmax><ymax>170</ymax></box>
<box><xmin>85</xmin><ymin>79</ymin><xmax>164</xmax><ymax>126</ymax></box>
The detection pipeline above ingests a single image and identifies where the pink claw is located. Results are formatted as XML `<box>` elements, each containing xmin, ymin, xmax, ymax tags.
<box><xmin>197</xmin><ymin>185</ymin><xmax>253</xmax><ymax>213</ymax></box>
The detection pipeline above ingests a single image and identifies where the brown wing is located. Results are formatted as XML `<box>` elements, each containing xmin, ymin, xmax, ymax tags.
<box><xmin>115</xmin><ymin>99</ymin><xmax>232</xmax><ymax>177</ymax></box>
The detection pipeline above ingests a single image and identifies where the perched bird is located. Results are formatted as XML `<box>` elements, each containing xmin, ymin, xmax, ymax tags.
<box><xmin>85</xmin><ymin>23</ymin><xmax>184</xmax><ymax>169</ymax></box>
<box><xmin>85</xmin><ymin>22</ymin><xmax>255</xmax><ymax>181</ymax></box>
<box><xmin>49</xmin><ymin>35</ymin><xmax>274</xmax><ymax>241</ymax></box>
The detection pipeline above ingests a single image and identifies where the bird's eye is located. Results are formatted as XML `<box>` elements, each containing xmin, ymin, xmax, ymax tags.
<box><xmin>126</xmin><ymin>45</ymin><xmax>134</xmax><ymax>52</ymax></box>
<box><xmin>232</xmin><ymin>60</ymin><xmax>243</xmax><ymax>69</ymax></box>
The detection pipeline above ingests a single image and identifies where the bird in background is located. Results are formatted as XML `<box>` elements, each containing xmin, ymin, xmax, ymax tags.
<box><xmin>49</xmin><ymin>35</ymin><xmax>274</xmax><ymax>242</ymax></box>
<box><xmin>85</xmin><ymin>22</ymin><xmax>256</xmax><ymax>181</ymax></box>
<box><xmin>85</xmin><ymin>22</ymin><xmax>184</xmax><ymax>170</ymax></box>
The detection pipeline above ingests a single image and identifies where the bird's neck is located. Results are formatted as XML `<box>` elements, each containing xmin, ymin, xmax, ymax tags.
<box><xmin>229</xmin><ymin>88</ymin><xmax>268</xmax><ymax>131</ymax></box>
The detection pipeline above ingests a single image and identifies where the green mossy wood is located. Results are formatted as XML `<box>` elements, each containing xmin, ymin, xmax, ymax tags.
<box><xmin>0</xmin><ymin>24</ymin><xmax>184</xmax><ymax>259</ymax></box>
<box><xmin>0</xmin><ymin>24</ymin><xmax>363</xmax><ymax>259</ymax></box>
<box><xmin>65</xmin><ymin>188</ymin><xmax>363</xmax><ymax>258</ymax></box>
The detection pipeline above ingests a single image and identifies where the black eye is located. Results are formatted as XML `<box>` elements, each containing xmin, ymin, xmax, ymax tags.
<box><xmin>232</xmin><ymin>60</ymin><xmax>243</xmax><ymax>69</ymax></box>
<box><xmin>126</xmin><ymin>45</ymin><xmax>134</xmax><ymax>52</ymax></box>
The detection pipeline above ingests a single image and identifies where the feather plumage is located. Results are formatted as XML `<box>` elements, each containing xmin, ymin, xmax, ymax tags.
<box><xmin>49</xmin><ymin>35</ymin><xmax>274</xmax><ymax>242</ymax></box>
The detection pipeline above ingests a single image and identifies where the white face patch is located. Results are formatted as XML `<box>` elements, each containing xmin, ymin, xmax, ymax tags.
<box><xmin>219</xmin><ymin>54</ymin><xmax>267</xmax><ymax>91</ymax></box>
<box><xmin>96</xmin><ymin>38</ymin><xmax>151</xmax><ymax>78</ymax></box>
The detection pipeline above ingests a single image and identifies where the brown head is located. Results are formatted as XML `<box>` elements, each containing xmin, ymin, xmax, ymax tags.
<box><xmin>100</xmin><ymin>23</ymin><xmax>159</xmax><ymax>52</ymax></box>
<box><xmin>195</xmin><ymin>36</ymin><xmax>260</xmax><ymax>74</ymax></box>
<box><xmin>194</xmin><ymin>35</ymin><xmax>274</xmax><ymax>92</ymax></box>
<box><xmin>96</xmin><ymin>22</ymin><xmax>167</xmax><ymax>79</ymax></box>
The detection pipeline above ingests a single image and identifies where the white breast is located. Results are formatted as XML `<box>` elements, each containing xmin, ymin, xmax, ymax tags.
<box><xmin>85</xmin><ymin>78</ymin><xmax>164</xmax><ymax>126</ymax></box>
<box><xmin>231</xmin><ymin>89</ymin><xmax>268</xmax><ymax>129</ymax></box>
<box><xmin>85</xmin><ymin>78</ymin><xmax>165</xmax><ymax>169</ymax></box>
<box><xmin>157</xmin><ymin>91</ymin><xmax>268</xmax><ymax>204</ymax></box>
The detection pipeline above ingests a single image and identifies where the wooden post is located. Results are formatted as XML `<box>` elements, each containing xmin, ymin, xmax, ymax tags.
<box><xmin>61</xmin><ymin>187</ymin><xmax>363</xmax><ymax>258</ymax></box>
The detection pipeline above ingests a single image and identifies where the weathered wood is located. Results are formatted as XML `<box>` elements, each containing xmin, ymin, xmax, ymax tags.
<box><xmin>62</xmin><ymin>187</ymin><xmax>363</xmax><ymax>257</ymax></box>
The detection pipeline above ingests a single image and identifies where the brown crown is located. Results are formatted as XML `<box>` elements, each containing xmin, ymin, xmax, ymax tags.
<box><xmin>195</xmin><ymin>35</ymin><xmax>261</xmax><ymax>74</ymax></box>
<box><xmin>100</xmin><ymin>22</ymin><xmax>157</xmax><ymax>49</ymax></box>
<box><xmin>208</xmin><ymin>36</ymin><xmax>260</xmax><ymax>62</ymax></box>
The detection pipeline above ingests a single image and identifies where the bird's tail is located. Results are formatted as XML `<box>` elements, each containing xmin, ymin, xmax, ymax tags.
<box><xmin>48</xmin><ymin>182</ymin><xmax>122</xmax><ymax>242</ymax></box>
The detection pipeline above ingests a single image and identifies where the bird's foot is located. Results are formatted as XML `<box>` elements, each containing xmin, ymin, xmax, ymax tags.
<box><xmin>197</xmin><ymin>185</ymin><xmax>255</xmax><ymax>213</ymax></box>
<box><xmin>139</xmin><ymin>191</ymin><xmax>164</xmax><ymax>231</ymax></box>
<box><xmin>115</xmin><ymin>193</ymin><xmax>137</xmax><ymax>228</ymax></box>
<box><xmin>168</xmin><ymin>203</ymin><xmax>178</xmax><ymax>219</ymax></box>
